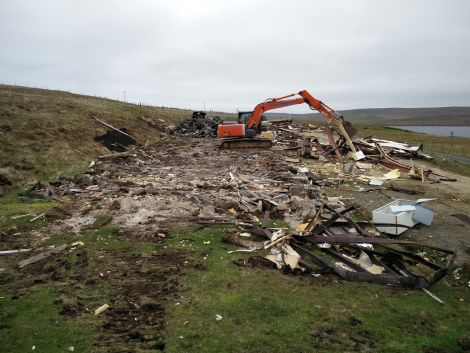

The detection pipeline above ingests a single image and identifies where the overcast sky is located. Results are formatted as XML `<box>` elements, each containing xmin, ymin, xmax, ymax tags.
<box><xmin>1</xmin><ymin>0</ymin><xmax>469</xmax><ymax>112</ymax></box>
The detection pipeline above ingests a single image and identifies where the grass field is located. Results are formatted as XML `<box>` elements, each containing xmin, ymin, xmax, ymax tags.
<box><xmin>2</xmin><ymin>205</ymin><xmax>469</xmax><ymax>353</ymax></box>
<box><xmin>164</xmin><ymin>225</ymin><xmax>470</xmax><ymax>353</ymax></box>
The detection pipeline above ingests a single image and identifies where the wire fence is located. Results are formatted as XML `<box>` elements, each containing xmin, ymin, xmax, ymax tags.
<box><xmin>0</xmin><ymin>85</ymin><xmax>188</xmax><ymax>112</ymax></box>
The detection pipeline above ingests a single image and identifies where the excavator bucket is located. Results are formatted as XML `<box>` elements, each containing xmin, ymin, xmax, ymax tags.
<box><xmin>341</xmin><ymin>120</ymin><xmax>357</xmax><ymax>138</ymax></box>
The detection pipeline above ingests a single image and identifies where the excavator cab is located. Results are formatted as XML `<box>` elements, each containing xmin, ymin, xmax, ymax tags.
<box><xmin>238</xmin><ymin>112</ymin><xmax>266</xmax><ymax>134</ymax></box>
<box><xmin>217</xmin><ymin>111</ymin><xmax>270</xmax><ymax>148</ymax></box>
<box><xmin>238</xmin><ymin>111</ymin><xmax>252</xmax><ymax>124</ymax></box>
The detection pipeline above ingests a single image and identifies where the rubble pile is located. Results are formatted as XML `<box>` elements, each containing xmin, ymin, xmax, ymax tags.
<box><xmin>226</xmin><ymin>207</ymin><xmax>455</xmax><ymax>289</ymax></box>
<box><xmin>36</xmin><ymin>135</ymin><xmax>455</xmax><ymax>289</ymax></box>
<box><xmin>264</xmin><ymin>120</ymin><xmax>454</xmax><ymax>182</ymax></box>
<box><xmin>172</xmin><ymin>111</ymin><xmax>222</xmax><ymax>138</ymax></box>
<box><xmin>355</xmin><ymin>137</ymin><xmax>433</xmax><ymax>160</ymax></box>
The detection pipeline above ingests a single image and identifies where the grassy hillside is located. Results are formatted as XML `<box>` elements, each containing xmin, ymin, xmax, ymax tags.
<box><xmin>267</xmin><ymin>106</ymin><xmax>470</xmax><ymax>125</ymax></box>
<box><xmin>0</xmin><ymin>85</ymin><xmax>192</xmax><ymax>187</ymax></box>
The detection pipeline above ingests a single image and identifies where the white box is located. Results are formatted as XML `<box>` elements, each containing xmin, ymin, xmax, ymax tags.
<box><xmin>372</xmin><ymin>199</ymin><xmax>435</xmax><ymax>235</ymax></box>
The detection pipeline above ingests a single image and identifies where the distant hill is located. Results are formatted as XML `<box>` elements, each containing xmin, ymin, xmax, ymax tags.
<box><xmin>266</xmin><ymin>107</ymin><xmax>470</xmax><ymax>126</ymax></box>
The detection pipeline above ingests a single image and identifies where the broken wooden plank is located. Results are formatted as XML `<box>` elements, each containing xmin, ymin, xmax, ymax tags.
<box><xmin>30</xmin><ymin>213</ymin><xmax>45</xmax><ymax>222</ymax></box>
<box><xmin>17</xmin><ymin>244</ymin><xmax>67</xmax><ymax>268</ymax></box>
<box><xmin>324</xmin><ymin>123</ymin><xmax>344</xmax><ymax>162</ymax></box>
<box><xmin>10</xmin><ymin>213</ymin><xmax>34</xmax><ymax>220</ymax></box>
<box><xmin>0</xmin><ymin>249</ymin><xmax>32</xmax><ymax>256</ymax></box>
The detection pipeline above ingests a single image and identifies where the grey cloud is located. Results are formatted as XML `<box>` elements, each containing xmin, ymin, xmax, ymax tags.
<box><xmin>1</xmin><ymin>0</ymin><xmax>469</xmax><ymax>112</ymax></box>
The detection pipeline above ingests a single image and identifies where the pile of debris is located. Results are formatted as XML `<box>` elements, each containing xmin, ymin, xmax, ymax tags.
<box><xmin>19</xmin><ymin>181</ymin><xmax>58</xmax><ymax>200</ymax></box>
<box><xmin>172</xmin><ymin>111</ymin><xmax>222</xmax><ymax>138</ymax></box>
<box><xmin>356</xmin><ymin>137</ymin><xmax>432</xmax><ymax>159</ymax></box>
<box><xmin>226</xmin><ymin>208</ymin><xmax>455</xmax><ymax>289</ymax></box>
<box><xmin>264</xmin><ymin>120</ymin><xmax>455</xmax><ymax>182</ymax></box>
<box><xmin>29</xmin><ymin>136</ymin><xmax>456</xmax><ymax>291</ymax></box>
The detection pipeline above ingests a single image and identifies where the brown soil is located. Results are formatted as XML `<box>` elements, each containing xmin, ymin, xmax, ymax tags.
<box><xmin>94</xmin><ymin>247</ymin><xmax>189</xmax><ymax>352</ymax></box>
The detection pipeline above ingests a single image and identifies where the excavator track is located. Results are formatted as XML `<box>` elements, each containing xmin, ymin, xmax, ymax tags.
<box><xmin>219</xmin><ymin>138</ymin><xmax>273</xmax><ymax>149</ymax></box>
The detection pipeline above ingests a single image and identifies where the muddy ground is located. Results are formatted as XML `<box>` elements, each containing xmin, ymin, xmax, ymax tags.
<box><xmin>1</xmin><ymin>134</ymin><xmax>469</xmax><ymax>351</ymax></box>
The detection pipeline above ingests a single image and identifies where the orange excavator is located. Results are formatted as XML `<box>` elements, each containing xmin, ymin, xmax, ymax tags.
<box><xmin>217</xmin><ymin>90</ymin><xmax>358</xmax><ymax>154</ymax></box>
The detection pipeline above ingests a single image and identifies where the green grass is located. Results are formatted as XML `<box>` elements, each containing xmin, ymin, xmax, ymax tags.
<box><xmin>0</xmin><ymin>190</ymin><xmax>58</xmax><ymax>236</ymax></box>
<box><xmin>0</xmin><ymin>220</ymin><xmax>158</xmax><ymax>352</ymax></box>
<box><xmin>0</xmin><ymin>284</ymin><xmax>96</xmax><ymax>353</ymax></box>
<box><xmin>165</xmin><ymin>225</ymin><xmax>470</xmax><ymax>353</ymax></box>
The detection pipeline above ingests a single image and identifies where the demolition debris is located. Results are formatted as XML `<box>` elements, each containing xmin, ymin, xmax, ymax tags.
<box><xmin>21</xmin><ymin>122</ymin><xmax>457</xmax><ymax>288</ymax></box>
<box><xmin>172</xmin><ymin>111</ymin><xmax>222</xmax><ymax>137</ymax></box>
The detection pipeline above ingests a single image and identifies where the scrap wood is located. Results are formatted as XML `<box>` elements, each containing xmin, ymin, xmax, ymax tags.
<box><xmin>312</xmin><ymin>138</ymin><xmax>325</xmax><ymax>155</ymax></box>
<box><xmin>265</xmin><ymin>243</ymin><xmax>301</xmax><ymax>270</ymax></box>
<box><xmin>291</xmin><ymin>243</ymin><xmax>433</xmax><ymax>288</ymax></box>
<box><xmin>230</xmin><ymin>204</ymin><xmax>456</xmax><ymax>288</ymax></box>
<box><xmin>368</xmin><ymin>138</ymin><xmax>422</xmax><ymax>153</ymax></box>
<box><xmin>324</xmin><ymin>123</ymin><xmax>344</xmax><ymax>162</ymax></box>
<box><xmin>304</xmin><ymin>204</ymin><xmax>324</xmax><ymax>232</ymax></box>
<box><xmin>10</xmin><ymin>213</ymin><xmax>34</xmax><ymax>220</ymax></box>
<box><xmin>422</xmin><ymin>288</ymin><xmax>445</xmax><ymax>304</ymax></box>
<box><xmin>30</xmin><ymin>213</ymin><xmax>45</xmax><ymax>222</ymax></box>
<box><xmin>331</xmin><ymin>119</ymin><xmax>359</xmax><ymax>155</ymax></box>
<box><xmin>264</xmin><ymin>234</ymin><xmax>291</xmax><ymax>249</ymax></box>
<box><xmin>94</xmin><ymin>303</ymin><xmax>110</xmax><ymax>315</ymax></box>
<box><xmin>374</xmin><ymin>145</ymin><xmax>455</xmax><ymax>181</ymax></box>
<box><xmin>17</xmin><ymin>244</ymin><xmax>67</xmax><ymax>268</ymax></box>
<box><xmin>0</xmin><ymin>248</ymin><xmax>32</xmax><ymax>256</ymax></box>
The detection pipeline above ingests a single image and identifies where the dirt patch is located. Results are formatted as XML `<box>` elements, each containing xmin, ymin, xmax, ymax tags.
<box><xmin>310</xmin><ymin>325</ymin><xmax>377</xmax><ymax>352</ymax></box>
<box><xmin>55</xmin><ymin>296</ymin><xmax>85</xmax><ymax>316</ymax></box>
<box><xmin>93</xmin><ymin>247</ymin><xmax>190</xmax><ymax>352</ymax></box>
<box><xmin>233</xmin><ymin>256</ymin><xmax>278</xmax><ymax>269</ymax></box>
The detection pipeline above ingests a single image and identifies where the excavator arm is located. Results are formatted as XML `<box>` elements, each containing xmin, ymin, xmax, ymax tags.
<box><xmin>246</xmin><ymin>90</ymin><xmax>342</xmax><ymax>130</ymax></box>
